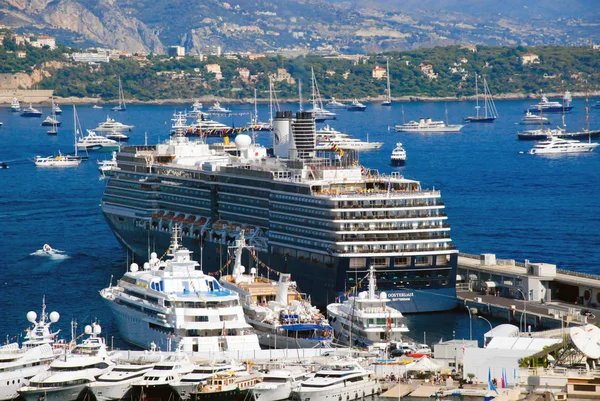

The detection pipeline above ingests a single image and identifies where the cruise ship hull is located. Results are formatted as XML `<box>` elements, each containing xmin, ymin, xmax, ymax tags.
<box><xmin>103</xmin><ymin>215</ymin><xmax>458</xmax><ymax>314</ymax></box>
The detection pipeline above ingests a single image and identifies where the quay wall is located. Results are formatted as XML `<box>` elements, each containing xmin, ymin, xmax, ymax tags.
<box><xmin>0</xmin><ymin>89</ymin><xmax>53</xmax><ymax>103</ymax></box>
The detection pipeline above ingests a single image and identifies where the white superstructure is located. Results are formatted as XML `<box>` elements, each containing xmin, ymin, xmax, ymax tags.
<box><xmin>293</xmin><ymin>360</ymin><xmax>380</xmax><ymax>401</ymax></box>
<box><xmin>390</xmin><ymin>142</ymin><xmax>406</xmax><ymax>166</ymax></box>
<box><xmin>315</xmin><ymin>125</ymin><xmax>382</xmax><ymax>151</ymax></box>
<box><xmin>100</xmin><ymin>226</ymin><xmax>261</xmax><ymax>353</ymax></box>
<box><xmin>18</xmin><ymin>323</ymin><xmax>118</xmax><ymax>401</ymax></box>
<box><xmin>219</xmin><ymin>233</ymin><xmax>334</xmax><ymax>349</ymax></box>
<box><xmin>520</xmin><ymin>111</ymin><xmax>550</xmax><ymax>125</ymax></box>
<box><xmin>76</xmin><ymin>131</ymin><xmax>120</xmax><ymax>152</ymax></box>
<box><xmin>34</xmin><ymin>152</ymin><xmax>81</xmax><ymax>167</ymax></box>
<box><xmin>94</xmin><ymin>116</ymin><xmax>134</xmax><ymax>132</ymax></box>
<box><xmin>327</xmin><ymin>266</ymin><xmax>409</xmax><ymax>350</ymax></box>
<box><xmin>528</xmin><ymin>135</ymin><xmax>598</xmax><ymax>155</ymax></box>
<box><xmin>208</xmin><ymin>102</ymin><xmax>231</xmax><ymax>114</ymax></box>
<box><xmin>251</xmin><ymin>368</ymin><xmax>311</xmax><ymax>401</ymax></box>
<box><xmin>170</xmin><ymin>360</ymin><xmax>247</xmax><ymax>399</ymax></box>
<box><xmin>395</xmin><ymin>117</ymin><xmax>463</xmax><ymax>133</ymax></box>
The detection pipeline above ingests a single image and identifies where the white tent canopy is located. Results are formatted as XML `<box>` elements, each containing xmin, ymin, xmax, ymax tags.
<box><xmin>484</xmin><ymin>324</ymin><xmax>519</xmax><ymax>339</ymax></box>
<box><xmin>407</xmin><ymin>356</ymin><xmax>441</xmax><ymax>372</ymax></box>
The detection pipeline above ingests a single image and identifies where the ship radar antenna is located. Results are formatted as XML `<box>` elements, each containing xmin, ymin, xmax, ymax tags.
<box><xmin>368</xmin><ymin>265</ymin><xmax>376</xmax><ymax>300</ymax></box>
<box><xmin>170</xmin><ymin>224</ymin><xmax>181</xmax><ymax>254</ymax></box>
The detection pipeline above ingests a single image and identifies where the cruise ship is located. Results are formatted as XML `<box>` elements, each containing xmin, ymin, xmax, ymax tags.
<box><xmin>101</xmin><ymin>111</ymin><xmax>459</xmax><ymax>313</ymax></box>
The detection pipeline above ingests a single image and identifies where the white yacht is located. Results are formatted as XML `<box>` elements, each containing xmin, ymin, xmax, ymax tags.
<box><xmin>219</xmin><ymin>233</ymin><xmax>334</xmax><ymax>349</ymax></box>
<box><xmin>18</xmin><ymin>323</ymin><xmax>118</xmax><ymax>401</ymax></box>
<box><xmin>315</xmin><ymin>125</ymin><xmax>382</xmax><ymax>151</ymax></box>
<box><xmin>208</xmin><ymin>102</ymin><xmax>231</xmax><ymax>114</ymax></box>
<box><xmin>293</xmin><ymin>360</ymin><xmax>380</xmax><ymax>401</ymax></box>
<box><xmin>20</xmin><ymin>104</ymin><xmax>42</xmax><ymax>117</ymax></box>
<box><xmin>52</xmin><ymin>103</ymin><xmax>62</xmax><ymax>115</ymax></box>
<box><xmin>41</xmin><ymin>115</ymin><xmax>61</xmax><ymax>127</ymax></box>
<box><xmin>77</xmin><ymin>131</ymin><xmax>120</xmax><ymax>152</ymax></box>
<box><xmin>395</xmin><ymin>118</ymin><xmax>463</xmax><ymax>133</ymax></box>
<box><xmin>87</xmin><ymin>351</ymin><xmax>163</xmax><ymax>401</ymax></box>
<box><xmin>34</xmin><ymin>152</ymin><xmax>81</xmax><ymax>167</ymax></box>
<box><xmin>528</xmin><ymin>91</ymin><xmax>573</xmax><ymax>113</ymax></box>
<box><xmin>187</xmin><ymin>100</ymin><xmax>204</xmax><ymax>118</ymax></box>
<box><xmin>188</xmin><ymin>114</ymin><xmax>231</xmax><ymax>134</ymax></box>
<box><xmin>94</xmin><ymin>116</ymin><xmax>134</xmax><ymax>132</ymax></box>
<box><xmin>105</xmin><ymin>130</ymin><xmax>130</xmax><ymax>142</ymax></box>
<box><xmin>170</xmin><ymin>360</ymin><xmax>247</xmax><ymax>400</ymax></box>
<box><xmin>327</xmin><ymin>266</ymin><xmax>409</xmax><ymax>350</ymax></box>
<box><xmin>528</xmin><ymin>135</ymin><xmax>599</xmax><ymax>155</ymax></box>
<box><xmin>520</xmin><ymin>111</ymin><xmax>550</xmax><ymax>125</ymax></box>
<box><xmin>306</xmin><ymin>68</ymin><xmax>337</xmax><ymax>121</ymax></box>
<box><xmin>251</xmin><ymin>368</ymin><xmax>311</xmax><ymax>401</ymax></box>
<box><xmin>347</xmin><ymin>99</ymin><xmax>367</xmax><ymax>112</ymax></box>
<box><xmin>10</xmin><ymin>97</ymin><xmax>20</xmax><ymax>112</ymax></box>
<box><xmin>326</xmin><ymin>98</ymin><xmax>347</xmax><ymax>109</ymax></box>
<box><xmin>98</xmin><ymin>151</ymin><xmax>120</xmax><ymax>175</ymax></box>
<box><xmin>131</xmin><ymin>352</ymin><xmax>196</xmax><ymax>401</ymax></box>
<box><xmin>0</xmin><ymin>300</ymin><xmax>60</xmax><ymax>401</ymax></box>
<box><xmin>100</xmin><ymin>226</ymin><xmax>261</xmax><ymax>353</ymax></box>
<box><xmin>390</xmin><ymin>142</ymin><xmax>406</xmax><ymax>166</ymax></box>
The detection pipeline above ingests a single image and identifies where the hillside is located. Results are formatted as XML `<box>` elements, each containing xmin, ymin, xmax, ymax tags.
<box><xmin>0</xmin><ymin>0</ymin><xmax>598</xmax><ymax>54</ymax></box>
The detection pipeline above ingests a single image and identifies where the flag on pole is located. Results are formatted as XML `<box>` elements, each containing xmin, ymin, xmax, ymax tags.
<box><xmin>488</xmin><ymin>368</ymin><xmax>496</xmax><ymax>392</ymax></box>
<box><xmin>503</xmin><ymin>368</ymin><xmax>508</xmax><ymax>388</ymax></box>
<box><xmin>501</xmin><ymin>369</ymin><xmax>506</xmax><ymax>388</ymax></box>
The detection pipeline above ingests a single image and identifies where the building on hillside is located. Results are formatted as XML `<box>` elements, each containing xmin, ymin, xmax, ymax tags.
<box><xmin>236</xmin><ymin>67</ymin><xmax>250</xmax><ymax>82</ymax></box>
<box><xmin>372</xmin><ymin>65</ymin><xmax>387</xmax><ymax>79</ymax></box>
<box><xmin>419</xmin><ymin>63</ymin><xmax>438</xmax><ymax>80</ymax></box>
<box><xmin>71</xmin><ymin>52</ymin><xmax>110</xmax><ymax>63</ymax></box>
<box><xmin>168</xmin><ymin>46</ymin><xmax>185</xmax><ymax>58</ymax></box>
<box><xmin>206</xmin><ymin>64</ymin><xmax>223</xmax><ymax>80</ymax></box>
<box><xmin>521</xmin><ymin>53</ymin><xmax>540</xmax><ymax>65</ymax></box>
<box><xmin>271</xmin><ymin>68</ymin><xmax>295</xmax><ymax>84</ymax></box>
<box><xmin>31</xmin><ymin>35</ymin><xmax>56</xmax><ymax>50</ymax></box>
<box><xmin>460</xmin><ymin>44</ymin><xmax>477</xmax><ymax>53</ymax></box>
<box><xmin>16</xmin><ymin>51</ymin><xmax>26</xmax><ymax>59</ymax></box>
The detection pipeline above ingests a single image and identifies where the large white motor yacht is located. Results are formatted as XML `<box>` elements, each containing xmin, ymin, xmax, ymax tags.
<box><xmin>251</xmin><ymin>368</ymin><xmax>311</xmax><ymax>401</ymax></box>
<box><xmin>219</xmin><ymin>233</ymin><xmax>334</xmax><ymax>349</ymax></box>
<box><xmin>520</xmin><ymin>111</ymin><xmax>550</xmax><ymax>125</ymax></box>
<box><xmin>528</xmin><ymin>135</ymin><xmax>599</xmax><ymax>155</ymax></box>
<box><xmin>130</xmin><ymin>352</ymin><xmax>196</xmax><ymax>401</ymax></box>
<box><xmin>208</xmin><ymin>102</ymin><xmax>231</xmax><ymax>114</ymax></box>
<box><xmin>87</xmin><ymin>350</ymin><xmax>163</xmax><ymax>401</ymax></box>
<box><xmin>395</xmin><ymin>118</ymin><xmax>463</xmax><ymax>133</ymax></box>
<box><xmin>18</xmin><ymin>323</ymin><xmax>118</xmax><ymax>401</ymax></box>
<box><xmin>93</xmin><ymin>116</ymin><xmax>134</xmax><ymax>132</ymax></box>
<box><xmin>327</xmin><ymin>266</ymin><xmax>409</xmax><ymax>350</ymax></box>
<box><xmin>315</xmin><ymin>125</ymin><xmax>382</xmax><ymax>151</ymax></box>
<box><xmin>293</xmin><ymin>360</ymin><xmax>380</xmax><ymax>401</ymax></box>
<box><xmin>390</xmin><ymin>142</ymin><xmax>407</xmax><ymax>166</ymax></box>
<box><xmin>0</xmin><ymin>300</ymin><xmax>60</xmax><ymax>401</ymax></box>
<box><xmin>326</xmin><ymin>98</ymin><xmax>347</xmax><ymax>109</ymax></box>
<box><xmin>100</xmin><ymin>226</ymin><xmax>261</xmax><ymax>353</ymax></box>
<box><xmin>76</xmin><ymin>131</ymin><xmax>120</xmax><ymax>152</ymax></box>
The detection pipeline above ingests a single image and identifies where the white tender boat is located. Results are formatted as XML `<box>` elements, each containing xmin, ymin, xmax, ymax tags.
<box><xmin>105</xmin><ymin>130</ymin><xmax>130</xmax><ymax>141</ymax></box>
<box><xmin>293</xmin><ymin>360</ymin><xmax>380</xmax><ymax>401</ymax></box>
<box><xmin>94</xmin><ymin>116</ymin><xmax>134</xmax><ymax>132</ymax></box>
<box><xmin>18</xmin><ymin>323</ymin><xmax>118</xmax><ymax>401</ymax></box>
<box><xmin>528</xmin><ymin>135</ymin><xmax>599</xmax><ymax>155</ymax></box>
<box><xmin>347</xmin><ymin>99</ymin><xmax>367</xmax><ymax>111</ymax></box>
<box><xmin>326</xmin><ymin>98</ymin><xmax>347</xmax><ymax>109</ymax></box>
<box><xmin>76</xmin><ymin>131</ymin><xmax>120</xmax><ymax>152</ymax></box>
<box><xmin>327</xmin><ymin>266</ymin><xmax>409</xmax><ymax>350</ymax></box>
<box><xmin>219</xmin><ymin>233</ymin><xmax>334</xmax><ymax>349</ymax></box>
<box><xmin>34</xmin><ymin>152</ymin><xmax>81</xmax><ymax>167</ymax></box>
<box><xmin>100</xmin><ymin>226</ymin><xmax>261</xmax><ymax>353</ymax></box>
<box><xmin>391</xmin><ymin>142</ymin><xmax>406</xmax><ymax>166</ymax></box>
<box><xmin>315</xmin><ymin>125</ymin><xmax>382</xmax><ymax>151</ymax></box>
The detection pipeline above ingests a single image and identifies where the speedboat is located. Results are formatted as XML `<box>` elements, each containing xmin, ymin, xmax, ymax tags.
<box><xmin>105</xmin><ymin>130</ymin><xmax>130</xmax><ymax>142</ymax></box>
<box><xmin>93</xmin><ymin>116</ymin><xmax>134</xmax><ymax>132</ymax></box>
<box><xmin>292</xmin><ymin>360</ymin><xmax>380</xmax><ymax>401</ymax></box>
<box><xmin>327</xmin><ymin>266</ymin><xmax>409</xmax><ymax>351</ymax></box>
<box><xmin>528</xmin><ymin>135</ymin><xmax>599</xmax><ymax>155</ymax></box>
<box><xmin>87</xmin><ymin>350</ymin><xmax>162</xmax><ymax>401</ymax></box>
<box><xmin>20</xmin><ymin>104</ymin><xmax>42</xmax><ymax>117</ymax></box>
<box><xmin>208</xmin><ymin>102</ymin><xmax>231</xmax><ymax>114</ymax></box>
<box><xmin>326</xmin><ymin>98</ymin><xmax>347</xmax><ymax>109</ymax></box>
<box><xmin>76</xmin><ymin>131</ymin><xmax>120</xmax><ymax>152</ymax></box>
<box><xmin>219</xmin><ymin>233</ymin><xmax>334</xmax><ymax>349</ymax></box>
<box><xmin>391</xmin><ymin>142</ymin><xmax>407</xmax><ymax>166</ymax></box>
<box><xmin>93</xmin><ymin>104</ymin><xmax>102</xmax><ymax>109</ymax></box>
<box><xmin>315</xmin><ymin>125</ymin><xmax>382</xmax><ymax>151</ymax></box>
<box><xmin>0</xmin><ymin>300</ymin><xmax>60</xmax><ymax>401</ymax></box>
<box><xmin>520</xmin><ymin>111</ymin><xmax>550</xmax><ymax>125</ymax></box>
<box><xmin>18</xmin><ymin>323</ymin><xmax>118</xmax><ymax>401</ymax></box>
<box><xmin>41</xmin><ymin>116</ymin><xmax>62</xmax><ymax>127</ymax></box>
<box><xmin>251</xmin><ymin>368</ymin><xmax>311</xmax><ymax>401</ymax></box>
<box><xmin>528</xmin><ymin>91</ymin><xmax>573</xmax><ymax>113</ymax></box>
<box><xmin>395</xmin><ymin>117</ymin><xmax>463</xmax><ymax>133</ymax></box>
<box><xmin>10</xmin><ymin>97</ymin><xmax>20</xmax><ymax>112</ymax></box>
<box><xmin>347</xmin><ymin>99</ymin><xmax>367</xmax><ymax>111</ymax></box>
<box><xmin>34</xmin><ymin>152</ymin><xmax>81</xmax><ymax>167</ymax></box>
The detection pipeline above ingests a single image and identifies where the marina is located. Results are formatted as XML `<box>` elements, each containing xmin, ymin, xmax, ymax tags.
<box><xmin>0</xmin><ymin>97</ymin><xmax>599</xmax><ymax>401</ymax></box>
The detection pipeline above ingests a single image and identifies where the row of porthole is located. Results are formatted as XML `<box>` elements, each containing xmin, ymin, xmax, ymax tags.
<box><xmin>7</xmin><ymin>379</ymin><xmax>21</xmax><ymax>385</ymax></box>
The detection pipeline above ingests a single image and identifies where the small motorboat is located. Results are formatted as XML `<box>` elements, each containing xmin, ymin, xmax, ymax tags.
<box><xmin>42</xmin><ymin>244</ymin><xmax>53</xmax><ymax>253</ymax></box>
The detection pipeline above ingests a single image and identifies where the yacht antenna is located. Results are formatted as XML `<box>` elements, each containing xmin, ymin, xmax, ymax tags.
<box><xmin>298</xmin><ymin>79</ymin><xmax>303</xmax><ymax>112</ymax></box>
<box><xmin>269</xmin><ymin>77</ymin><xmax>273</xmax><ymax>127</ymax></box>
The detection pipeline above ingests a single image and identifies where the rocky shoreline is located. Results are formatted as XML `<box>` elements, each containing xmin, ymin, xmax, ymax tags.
<box><xmin>3</xmin><ymin>91</ymin><xmax>600</xmax><ymax>106</ymax></box>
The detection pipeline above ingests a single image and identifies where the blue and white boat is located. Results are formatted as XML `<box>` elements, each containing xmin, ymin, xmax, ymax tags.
<box><xmin>527</xmin><ymin>91</ymin><xmax>573</xmax><ymax>113</ymax></box>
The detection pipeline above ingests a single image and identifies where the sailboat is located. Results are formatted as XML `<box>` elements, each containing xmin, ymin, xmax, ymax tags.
<box><xmin>382</xmin><ymin>58</ymin><xmax>392</xmax><ymax>106</ymax></box>
<box><xmin>34</xmin><ymin>106</ymin><xmax>84</xmax><ymax>167</ymax></box>
<box><xmin>247</xmin><ymin>89</ymin><xmax>271</xmax><ymax>131</ymax></box>
<box><xmin>112</xmin><ymin>76</ymin><xmax>126</xmax><ymax>111</ymax></box>
<box><xmin>463</xmin><ymin>75</ymin><xmax>498</xmax><ymax>122</ymax></box>
<box><xmin>306</xmin><ymin>68</ymin><xmax>336</xmax><ymax>122</ymax></box>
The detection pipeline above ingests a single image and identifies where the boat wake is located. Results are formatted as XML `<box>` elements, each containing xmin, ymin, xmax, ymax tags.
<box><xmin>30</xmin><ymin>244</ymin><xmax>70</xmax><ymax>260</ymax></box>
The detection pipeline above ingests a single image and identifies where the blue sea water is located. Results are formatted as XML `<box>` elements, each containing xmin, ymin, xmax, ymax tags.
<box><xmin>0</xmin><ymin>98</ymin><xmax>599</xmax><ymax>349</ymax></box>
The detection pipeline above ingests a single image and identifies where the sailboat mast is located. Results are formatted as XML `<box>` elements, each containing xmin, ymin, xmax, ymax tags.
<box><xmin>386</xmin><ymin>58</ymin><xmax>391</xmax><ymax>102</ymax></box>
<box><xmin>269</xmin><ymin>77</ymin><xmax>274</xmax><ymax>126</ymax></box>
<box><xmin>475</xmin><ymin>74</ymin><xmax>480</xmax><ymax>118</ymax></box>
<box><xmin>73</xmin><ymin>105</ymin><xmax>78</xmax><ymax>157</ymax></box>
<box><xmin>298</xmin><ymin>79</ymin><xmax>303</xmax><ymax>112</ymax></box>
<box><xmin>311</xmin><ymin>68</ymin><xmax>317</xmax><ymax>110</ymax></box>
